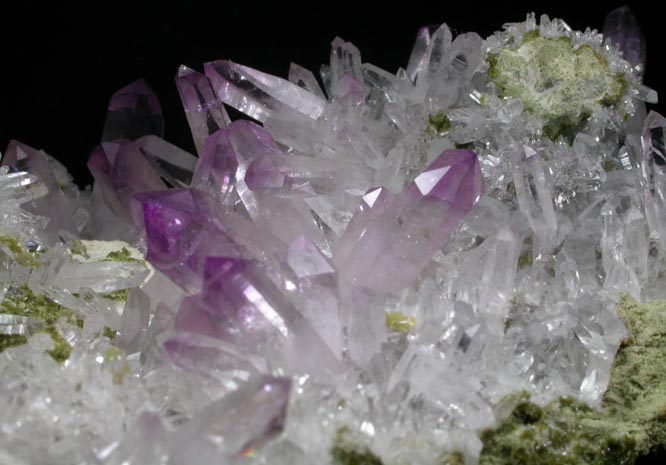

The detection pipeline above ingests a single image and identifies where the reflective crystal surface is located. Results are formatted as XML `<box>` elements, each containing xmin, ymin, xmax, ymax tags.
<box><xmin>0</xmin><ymin>11</ymin><xmax>663</xmax><ymax>465</ymax></box>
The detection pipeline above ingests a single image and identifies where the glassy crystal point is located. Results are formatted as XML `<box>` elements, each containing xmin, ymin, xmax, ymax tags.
<box><xmin>204</xmin><ymin>60</ymin><xmax>326</xmax><ymax>122</ymax></box>
<box><xmin>245</xmin><ymin>154</ymin><xmax>286</xmax><ymax>191</ymax></box>
<box><xmin>641</xmin><ymin>111</ymin><xmax>666</xmax><ymax>164</ymax></box>
<box><xmin>102</xmin><ymin>79</ymin><xmax>164</xmax><ymax>142</ymax></box>
<box><xmin>602</xmin><ymin>5</ymin><xmax>646</xmax><ymax>73</ymax></box>
<box><xmin>176</xmin><ymin>65</ymin><xmax>231</xmax><ymax>154</ymax></box>
<box><xmin>169</xmin><ymin>375</ymin><xmax>290</xmax><ymax>460</ymax></box>
<box><xmin>133</xmin><ymin>188</ymin><xmax>243</xmax><ymax>292</ymax></box>
<box><xmin>334</xmin><ymin>149</ymin><xmax>485</xmax><ymax>293</ymax></box>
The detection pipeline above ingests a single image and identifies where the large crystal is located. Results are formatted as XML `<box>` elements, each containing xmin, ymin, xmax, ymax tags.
<box><xmin>176</xmin><ymin>65</ymin><xmax>231</xmax><ymax>155</ymax></box>
<box><xmin>602</xmin><ymin>5</ymin><xmax>646</xmax><ymax>75</ymax></box>
<box><xmin>333</xmin><ymin>149</ymin><xmax>484</xmax><ymax>293</ymax></box>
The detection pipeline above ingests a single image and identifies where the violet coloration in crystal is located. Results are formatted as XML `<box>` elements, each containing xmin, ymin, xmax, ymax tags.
<box><xmin>1</xmin><ymin>9</ymin><xmax>665</xmax><ymax>465</ymax></box>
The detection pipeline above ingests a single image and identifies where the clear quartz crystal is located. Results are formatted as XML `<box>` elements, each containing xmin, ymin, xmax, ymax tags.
<box><xmin>0</xmin><ymin>12</ymin><xmax>662</xmax><ymax>465</ymax></box>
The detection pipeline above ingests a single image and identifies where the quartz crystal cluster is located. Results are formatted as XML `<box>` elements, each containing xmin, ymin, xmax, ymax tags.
<box><xmin>1</xmin><ymin>7</ymin><xmax>664</xmax><ymax>465</ymax></box>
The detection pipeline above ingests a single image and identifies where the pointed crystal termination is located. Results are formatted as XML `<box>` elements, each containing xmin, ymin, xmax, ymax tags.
<box><xmin>110</xmin><ymin>138</ymin><xmax>168</xmax><ymax>209</ymax></box>
<box><xmin>132</xmin><ymin>188</ymin><xmax>245</xmax><ymax>293</ymax></box>
<box><xmin>330</xmin><ymin>37</ymin><xmax>363</xmax><ymax>93</ymax></box>
<box><xmin>1</xmin><ymin>140</ymin><xmax>76</xmax><ymax>240</ymax></box>
<box><xmin>132</xmin><ymin>135</ymin><xmax>197</xmax><ymax>188</ymax></box>
<box><xmin>204</xmin><ymin>60</ymin><xmax>327</xmax><ymax>122</ymax></box>
<box><xmin>642</xmin><ymin>111</ymin><xmax>666</xmax><ymax>166</ymax></box>
<box><xmin>602</xmin><ymin>5</ymin><xmax>646</xmax><ymax>76</ymax></box>
<box><xmin>512</xmin><ymin>146</ymin><xmax>558</xmax><ymax>248</ymax></box>
<box><xmin>176</xmin><ymin>65</ymin><xmax>231</xmax><ymax>155</ymax></box>
<box><xmin>601</xmin><ymin>203</ymin><xmax>641</xmax><ymax>297</ymax></box>
<box><xmin>333</xmin><ymin>149</ymin><xmax>485</xmax><ymax>293</ymax></box>
<box><xmin>288</xmin><ymin>62</ymin><xmax>327</xmax><ymax>100</ymax></box>
<box><xmin>426</xmin><ymin>32</ymin><xmax>484</xmax><ymax>111</ymax></box>
<box><xmin>193</xmin><ymin>120</ymin><xmax>327</xmax><ymax>252</ymax></box>
<box><xmin>101</xmin><ymin>79</ymin><xmax>164</xmax><ymax>142</ymax></box>
<box><xmin>406</xmin><ymin>25</ymin><xmax>435</xmax><ymax>83</ymax></box>
<box><xmin>176</xmin><ymin>256</ymin><xmax>342</xmax><ymax>374</ymax></box>
<box><xmin>192</xmin><ymin>120</ymin><xmax>280</xmax><ymax>207</ymax></box>
<box><xmin>453</xmin><ymin>227</ymin><xmax>522</xmax><ymax>321</ymax></box>
<box><xmin>410</xmin><ymin>23</ymin><xmax>453</xmax><ymax>91</ymax></box>
<box><xmin>168</xmin><ymin>376</ymin><xmax>291</xmax><ymax>463</ymax></box>
<box><xmin>87</xmin><ymin>141</ymin><xmax>137</xmax><ymax>240</ymax></box>
<box><xmin>640</xmin><ymin>111</ymin><xmax>666</xmax><ymax>252</ymax></box>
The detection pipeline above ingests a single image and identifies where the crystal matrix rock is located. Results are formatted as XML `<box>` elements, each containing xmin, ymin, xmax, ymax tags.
<box><xmin>2</xmin><ymin>10</ymin><xmax>665</xmax><ymax>465</ymax></box>
<box><xmin>333</xmin><ymin>149</ymin><xmax>484</xmax><ymax>293</ymax></box>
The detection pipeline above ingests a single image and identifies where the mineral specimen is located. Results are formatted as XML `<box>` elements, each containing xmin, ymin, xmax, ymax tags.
<box><xmin>1</xmin><ymin>6</ymin><xmax>664</xmax><ymax>465</ymax></box>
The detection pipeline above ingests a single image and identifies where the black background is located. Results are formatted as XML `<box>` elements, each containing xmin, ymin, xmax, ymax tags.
<box><xmin>1</xmin><ymin>1</ymin><xmax>665</xmax><ymax>463</ymax></box>
<box><xmin>2</xmin><ymin>1</ymin><xmax>664</xmax><ymax>188</ymax></box>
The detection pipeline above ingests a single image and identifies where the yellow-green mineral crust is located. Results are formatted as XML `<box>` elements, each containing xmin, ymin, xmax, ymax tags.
<box><xmin>0</xmin><ymin>285</ymin><xmax>81</xmax><ymax>362</ymax></box>
<box><xmin>487</xmin><ymin>32</ymin><xmax>628</xmax><ymax>140</ymax></box>
<box><xmin>479</xmin><ymin>296</ymin><xmax>666</xmax><ymax>465</ymax></box>
<box><xmin>0</xmin><ymin>233</ymin><xmax>42</xmax><ymax>268</ymax></box>
<box><xmin>332</xmin><ymin>427</ymin><xmax>384</xmax><ymax>465</ymax></box>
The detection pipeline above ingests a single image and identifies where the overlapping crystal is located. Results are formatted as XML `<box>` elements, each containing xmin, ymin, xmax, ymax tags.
<box><xmin>0</xmin><ymin>7</ymin><xmax>663</xmax><ymax>465</ymax></box>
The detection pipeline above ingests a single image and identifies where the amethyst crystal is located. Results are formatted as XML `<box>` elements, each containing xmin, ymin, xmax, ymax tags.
<box><xmin>173</xmin><ymin>256</ymin><xmax>342</xmax><ymax>376</ymax></box>
<box><xmin>602</xmin><ymin>5</ymin><xmax>647</xmax><ymax>76</ymax></box>
<box><xmin>333</xmin><ymin>148</ymin><xmax>485</xmax><ymax>293</ymax></box>
<box><xmin>102</xmin><ymin>79</ymin><xmax>164</xmax><ymax>142</ymax></box>
<box><xmin>176</xmin><ymin>65</ymin><xmax>231</xmax><ymax>155</ymax></box>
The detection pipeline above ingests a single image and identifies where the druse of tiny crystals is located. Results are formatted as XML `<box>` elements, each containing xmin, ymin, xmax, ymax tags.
<box><xmin>1</xmin><ymin>7</ymin><xmax>664</xmax><ymax>465</ymax></box>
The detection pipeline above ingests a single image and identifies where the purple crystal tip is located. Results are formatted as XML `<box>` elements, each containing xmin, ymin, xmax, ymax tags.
<box><xmin>102</xmin><ymin>79</ymin><xmax>164</xmax><ymax>142</ymax></box>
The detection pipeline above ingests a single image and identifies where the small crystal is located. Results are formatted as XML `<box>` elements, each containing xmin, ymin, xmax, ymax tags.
<box><xmin>102</xmin><ymin>79</ymin><xmax>164</xmax><ymax>142</ymax></box>
<box><xmin>176</xmin><ymin>65</ymin><xmax>231</xmax><ymax>155</ymax></box>
<box><xmin>602</xmin><ymin>5</ymin><xmax>646</xmax><ymax>75</ymax></box>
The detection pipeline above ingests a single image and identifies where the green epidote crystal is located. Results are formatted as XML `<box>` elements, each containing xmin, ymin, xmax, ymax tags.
<box><xmin>0</xmin><ymin>334</ymin><xmax>27</xmax><ymax>352</ymax></box>
<box><xmin>331</xmin><ymin>296</ymin><xmax>666</xmax><ymax>465</ymax></box>
<box><xmin>0</xmin><ymin>233</ymin><xmax>42</xmax><ymax>268</ymax></box>
<box><xmin>101</xmin><ymin>288</ymin><xmax>131</xmax><ymax>302</ymax></box>
<box><xmin>104</xmin><ymin>246</ymin><xmax>144</xmax><ymax>264</ymax></box>
<box><xmin>0</xmin><ymin>284</ymin><xmax>80</xmax><ymax>362</ymax></box>
<box><xmin>487</xmin><ymin>31</ymin><xmax>628</xmax><ymax>140</ymax></box>
<box><xmin>331</xmin><ymin>427</ymin><xmax>383</xmax><ymax>465</ymax></box>
<box><xmin>386</xmin><ymin>312</ymin><xmax>417</xmax><ymax>334</ymax></box>
<box><xmin>70</xmin><ymin>239</ymin><xmax>90</xmax><ymax>259</ymax></box>
<box><xmin>427</xmin><ymin>111</ymin><xmax>452</xmax><ymax>134</ymax></box>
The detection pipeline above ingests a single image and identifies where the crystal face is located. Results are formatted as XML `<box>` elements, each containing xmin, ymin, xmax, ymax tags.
<box><xmin>1</xmin><ymin>9</ymin><xmax>665</xmax><ymax>465</ymax></box>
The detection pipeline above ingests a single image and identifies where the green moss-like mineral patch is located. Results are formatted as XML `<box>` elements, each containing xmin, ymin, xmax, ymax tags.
<box><xmin>101</xmin><ymin>289</ymin><xmax>131</xmax><ymax>302</ymax></box>
<box><xmin>440</xmin><ymin>452</ymin><xmax>466</xmax><ymax>465</ymax></box>
<box><xmin>104</xmin><ymin>247</ymin><xmax>143</xmax><ymax>264</ymax></box>
<box><xmin>70</xmin><ymin>239</ymin><xmax>90</xmax><ymax>259</ymax></box>
<box><xmin>0</xmin><ymin>284</ymin><xmax>79</xmax><ymax>361</ymax></box>
<box><xmin>0</xmin><ymin>334</ymin><xmax>28</xmax><ymax>352</ymax></box>
<box><xmin>427</xmin><ymin>111</ymin><xmax>452</xmax><ymax>134</ymax></box>
<box><xmin>0</xmin><ymin>233</ymin><xmax>41</xmax><ymax>268</ymax></box>
<box><xmin>479</xmin><ymin>295</ymin><xmax>666</xmax><ymax>465</ymax></box>
<box><xmin>331</xmin><ymin>427</ymin><xmax>383</xmax><ymax>465</ymax></box>
<box><xmin>487</xmin><ymin>31</ymin><xmax>628</xmax><ymax>140</ymax></box>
